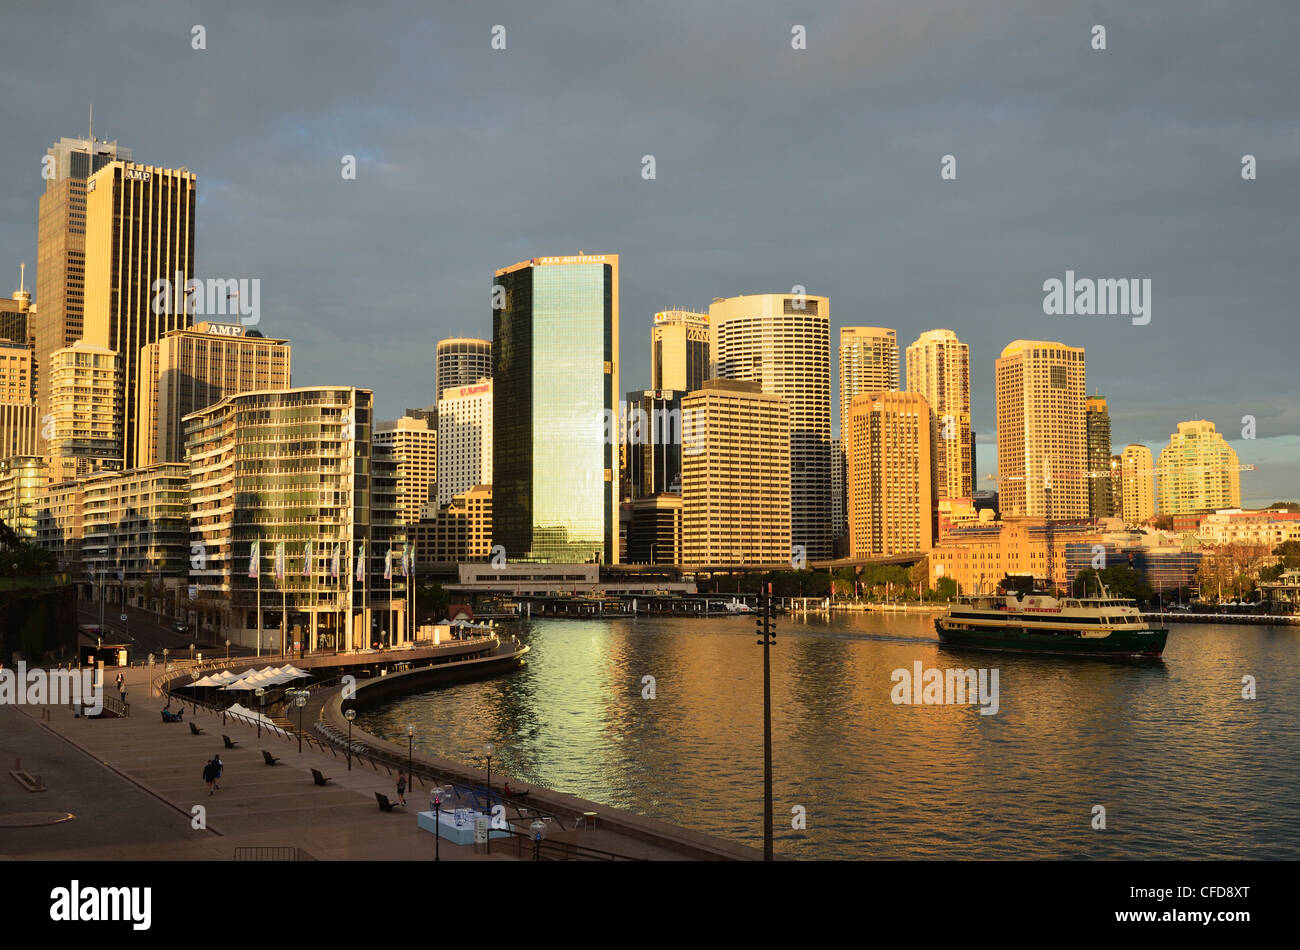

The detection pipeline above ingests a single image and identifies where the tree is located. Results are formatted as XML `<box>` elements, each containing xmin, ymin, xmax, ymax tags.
<box><xmin>933</xmin><ymin>577</ymin><xmax>958</xmax><ymax>600</ymax></box>
<box><xmin>1273</xmin><ymin>540</ymin><xmax>1300</xmax><ymax>570</ymax></box>
<box><xmin>1073</xmin><ymin>565</ymin><xmax>1154</xmax><ymax>603</ymax></box>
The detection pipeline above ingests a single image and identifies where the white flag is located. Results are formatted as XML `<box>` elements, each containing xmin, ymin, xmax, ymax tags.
<box><xmin>331</xmin><ymin>543</ymin><xmax>340</xmax><ymax>579</ymax></box>
<box><xmin>248</xmin><ymin>540</ymin><xmax>260</xmax><ymax>578</ymax></box>
<box><xmin>355</xmin><ymin>543</ymin><xmax>365</xmax><ymax>582</ymax></box>
<box><xmin>303</xmin><ymin>540</ymin><xmax>313</xmax><ymax>577</ymax></box>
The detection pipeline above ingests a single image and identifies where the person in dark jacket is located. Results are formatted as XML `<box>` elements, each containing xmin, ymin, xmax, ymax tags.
<box><xmin>203</xmin><ymin>755</ymin><xmax>222</xmax><ymax>795</ymax></box>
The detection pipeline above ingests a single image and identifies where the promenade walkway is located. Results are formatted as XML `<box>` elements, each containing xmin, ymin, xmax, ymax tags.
<box><xmin>1</xmin><ymin>666</ymin><xmax>739</xmax><ymax>861</ymax></box>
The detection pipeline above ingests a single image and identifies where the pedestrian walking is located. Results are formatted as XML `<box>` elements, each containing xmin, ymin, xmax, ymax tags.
<box><xmin>396</xmin><ymin>770</ymin><xmax>407</xmax><ymax>806</ymax></box>
<box><xmin>202</xmin><ymin>755</ymin><xmax>221</xmax><ymax>795</ymax></box>
<box><xmin>213</xmin><ymin>755</ymin><xmax>222</xmax><ymax>790</ymax></box>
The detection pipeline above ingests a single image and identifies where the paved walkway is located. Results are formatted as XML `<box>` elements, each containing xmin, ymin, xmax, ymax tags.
<box><xmin>1</xmin><ymin>667</ymin><xmax>708</xmax><ymax>861</ymax></box>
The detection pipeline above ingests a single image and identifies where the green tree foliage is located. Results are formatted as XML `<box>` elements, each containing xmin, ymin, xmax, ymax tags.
<box><xmin>1072</xmin><ymin>564</ymin><xmax>1154</xmax><ymax>603</ymax></box>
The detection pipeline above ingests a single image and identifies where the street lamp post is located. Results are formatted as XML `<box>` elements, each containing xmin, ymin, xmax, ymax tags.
<box><xmin>431</xmin><ymin>786</ymin><xmax>444</xmax><ymax>861</ymax></box>
<box><xmin>483</xmin><ymin>741</ymin><xmax>495</xmax><ymax>795</ymax></box>
<box><xmin>255</xmin><ymin>687</ymin><xmax>265</xmax><ymax>740</ymax></box>
<box><xmin>345</xmin><ymin>708</ymin><xmax>356</xmax><ymax>770</ymax></box>
<box><xmin>529</xmin><ymin>819</ymin><xmax>547</xmax><ymax>861</ymax></box>
<box><xmin>294</xmin><ymin>690</ymin><xmax>308</xmax><ymax>754</ymax></box>
<box><xmin>407</xmin><ymin>725</ymin><xmax>414</xmax><ymax>790</ymax></box>
<box><xmin>225</xmin><ymin>639</ymin><xmax>230</xmax><ymax>661</ymax></box>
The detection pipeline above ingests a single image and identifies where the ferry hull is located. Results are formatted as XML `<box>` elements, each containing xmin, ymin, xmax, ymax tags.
<box><xmin>935</xmin><ymin>620</ymin><xmax>1168</xmax><ymax>659</ymax></box>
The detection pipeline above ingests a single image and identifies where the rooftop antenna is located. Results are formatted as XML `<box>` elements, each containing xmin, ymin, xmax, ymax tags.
<box><xmin>88</xmin><ymin>103</ymin><xmax>93</xmax><ymax>144</ymax></box>
<box><xmin>19</xmin><ymin>261</ymin><xmax>25</xmax><ymax>294</ymax></box>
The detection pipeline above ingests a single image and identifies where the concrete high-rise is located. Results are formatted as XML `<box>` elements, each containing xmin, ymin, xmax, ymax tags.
<box><xmin>840</xmin><ymin>327</ymin><xmax>898</xmax><ymax>439</ymax></box>
<box><xmin>847</xmin><ymin>391</ymin><xmax>935</xmax><ymax>557</ymax></box>
<box><xmin>136</xmin><ymin>323</ymin><xmax>291</xmax><ymax>467</ymax></box>
<box><xmin>46</xmin><ymin>340</ymin><xmax>123</xmax><ymax>484</ymax></box>
<box><xmin>1085</xmin><ymin>396</ymin><xmax>1115</xmax><ymax>518</ymax></box>
<box><xmin>712</xmin><ymin>293</ymin><xmax>831</xmax><ymax>559</ymax></box>
<box><xmin>1119</xmin><ymin>443</ymin><xmax>1155</xmax><ymax>525</ymax></box>
<box><xmin>435</xmin><ymin>338</ymin><xmax>492</xmax><ymax>400</ymax></box>
<box><xmin>995</xmin><ymin>340</ymin><xmax>1087</xmax><ymax>519</ymax></box>
<box><xmin>1157</xmin><ymin>420</ymin><xmax>1241</xmax><ymax>514</ymax></box>
<box><xmin>375</xmin><ymin>415</ymin><xmax>438</xmax><ymax>525</ymax></box>
<box><xmin>681</xmin><ymin>379</ymin><xmax>790</xmax><ymax>566</ymax></box>
<box><xmin>651</xmin><ymin>309</ymin><xmax>709</xmax><ymax>393</ymax></box>
<box><xmin>493</xmin><ymin>254</ymin><xmax>619</xmax><ymax>563</ymax></box>
<box><xmin>83</xmin><ymin>160</ymin><xmax>197</xmax><ymax>468</ymax></box>
<box><xmin>905</xmin><ymin>329</ymin><xmax>971</xmax><ymax>500</ymax></box>
<box><xmin>33</xmin><ymin>133</ymin><xmax>131</xmax><ymax>423</ymax></box>
<box><xmin>437</xmin><ymin>379</ymin><xmax>492</xmax><ymax>508</ymax></box>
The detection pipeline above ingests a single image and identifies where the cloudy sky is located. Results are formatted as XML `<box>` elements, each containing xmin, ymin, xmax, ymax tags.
<box><xmin>3</xmin><ymin>0</ymin><xmax>1296</xmax><ymax>505</ymax></box>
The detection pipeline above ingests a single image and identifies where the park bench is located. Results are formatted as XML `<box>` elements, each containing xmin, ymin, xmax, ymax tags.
<box><xmin>262</xmin><ymin>750</ymin><xmax>280</xmax><ymax>766</ymax></box>
<box><xmin>375</xmin><ymin>792</ymin><xmax>402</xmax><ymax>812</ymax></box>
<box><xmin>189</xmin><ymin>722</ymin><xmax>204</xmax><ymax>735</ymax></box>
<box><xmin>311</xmin><ymin>769</ymin><xmax>332</xmax><ymax>787</ymax></box>
<box><xmin>223</xmin><ymin>735</ymin><xmax>239</xmax><ymax>749</ymax></box>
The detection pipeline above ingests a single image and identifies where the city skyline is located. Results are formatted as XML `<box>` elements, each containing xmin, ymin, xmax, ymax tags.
<box><xmin>0</xmin><ymin>2</ymin><xmax>1296</xmax><ymax>507</ymax></box>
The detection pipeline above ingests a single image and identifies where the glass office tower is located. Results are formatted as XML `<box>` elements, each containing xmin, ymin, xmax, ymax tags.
<box><xmin>493</xmin><ymin>254</ymin><xmax>618</xmax><ymax>564</ymax></box>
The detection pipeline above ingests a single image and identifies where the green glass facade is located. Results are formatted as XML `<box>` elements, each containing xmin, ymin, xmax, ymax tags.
<box><xmin>494</xmin><ymin>259</ymin><xmax>615</xmax><ymax>563</ymax></box>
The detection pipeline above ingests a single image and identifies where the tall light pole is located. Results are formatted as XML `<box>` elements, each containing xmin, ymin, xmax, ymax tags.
<box><xmin>431</xmin><ymin>786</ymin><xmax>444</xmax><ymax>861</ymax></box>
<box><xmin>255</xmin><ymin>686</ymin><xmax>265</xmax><ymax>740</ymax></box>
<box><xmin>407</xmin><ymin>724</ymin><xmax>414</xmax><ymax>793</ymax></box>
<box><xmin>345</xmin><ymin>708</ymin><xmax>356</xmax><ymax>770</ymax></box>
<box><xmin>755</xmin><ymin>582</ymin><xmax>776</xmax><ymax>861</ymax></box>
<box><xmin>483</xmin><ymin>741</ymin><xmax>495</xmax><ymax>794</ymax></box>
<box><xmin>295</xmin><ymin>690</ymin><xmax>307</xmax><ymax>753</ymax></box>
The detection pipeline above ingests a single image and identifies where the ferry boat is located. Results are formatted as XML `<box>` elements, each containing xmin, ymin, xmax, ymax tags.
<box><xmin>935</xmin><ymin>575</ymin><xmax>1168</xmax><ymax>658</ymax></box>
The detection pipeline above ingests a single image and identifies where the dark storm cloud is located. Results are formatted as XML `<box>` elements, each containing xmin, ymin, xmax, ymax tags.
<box><xmin>1</xmin><ymin>0</ymin><xmax>1296</xmax><ymax>504</ymax></box>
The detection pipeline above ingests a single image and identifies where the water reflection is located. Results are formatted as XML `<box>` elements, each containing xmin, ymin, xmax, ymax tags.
<box><xmin>358</xmin><ymin>611</ymin><xmax>1300</xmax><ymax>859</ymax></box>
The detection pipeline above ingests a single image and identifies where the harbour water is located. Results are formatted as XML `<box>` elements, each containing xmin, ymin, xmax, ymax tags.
<box><xmin>357</xmin><ymin>611</ymin><xmax>1300</xmax><ymax>859</ymax></box>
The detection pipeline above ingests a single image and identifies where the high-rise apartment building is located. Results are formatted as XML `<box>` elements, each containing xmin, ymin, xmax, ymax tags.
<box><xmin>1085</xmin><ymin>396</ymin><xmax>1115</xmax><ymax>518</ymax></box>
<box><xmin>136</xmin><ymin>323</ymin><xmax>291</xmax><ymax>467</ymax></box>
<box><xmin>81</xmin><ymin>463</ymin><xmax>190</xmax><ymax>615</ymax></box>
<box><xmin>186</xmin><ymin>387</ymin><xmax>403</xmax><ymax>651</ymax></box>
<box><xmin>33</xmin><ymin>133</ymin><xmax>131</xmax><ymax>421</ymax></box>
<box><xmin>0</xmin><ymin>403</ymin><xmax>37</xmax><ymax>460</ymax></box>
<box><xmin>493</xmin><ymin>254</ymin><xmax>619</xmax><ymax>564</ymax></box>
<box><xmin>83</xmin><ymin>160</ymin><xmax>197</xmax><ymax>468</ymax></box>
<box><xmin>712</xmin><ymin>293</ymin><xmax>831</xmax><ymax>559</ymax></box>
<box><xmin>681</xmin><ymin>379</ymin><xmax>790</xmax><ymax>566</ymax></box>
<box><xmin>831</xmin><ymin>436</ymin><xmax>846</xmax><ymax>544</ymax></box>
<box><xmin>995</xmin><ymin>340</ymin><xmax>1087</xmax><ymax>519</ymax></box>
<box><xmin>375</xmin><ymin>414</ymin><xmax>438</xmax><ymax>524</ymax></box>
<box><xmin>847</xmin><ymin>391</ymin><xmax>935</xmax><ymax>557</ymax></box>
<box><xmin>1110</xmin><ymin>454</ymin><xmax>1124</xmax><ymax>519</ymax></box>
<box><xmin>840</xmin><ymin>327</ymin><xmax>898</xmax><ymax>439</ymax></box>
<box><xmin>435</xmin><ymin>338</ymin><xmax>492</xmax><ymax>400</ymax></box>
<box><xmin>436</xmin><ymin>379</ymin><xmax>492</xmax><ymax>508</ymax></box>
<box><xmin>626</xmin><ymin>494</ymin><xmax>682</xmax><ymax>565</ymax></box>
<box><xmin>0</xmin><ymin>456</ymin><xmax>46</xmax><ymax>539</ymax></box>
<box><xmin>412</xmin><ymin>485</ymin><xmax>493</xmax><ymax>566</ymax></box>
<box><xmin>905</xmin><ymin>329</ymin><xmax>971</xmax><ymax>500</ymax></box>
<box><xmin>651</xmin><ymin>310</ymin><xmax>709</xmax><ymax>392</ymax></box>
<box><xmin>46</xmin><ymin>341</ymin><xmax>122</xmax><ymax>484</ymax></box>
<box><xmin>1119</xmin><ymin>443</ymin><xmax>1155</xmax><ymax>525</ymax></box>
<box><xmin>1157</xmin><ymin>420</ymin><xmax>1241</xmax><ymax>514</ymax></box>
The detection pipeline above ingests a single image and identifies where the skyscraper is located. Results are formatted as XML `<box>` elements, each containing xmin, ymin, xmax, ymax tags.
<box><xmin>625</xmin><ymin>388</ymin><xmax>683</xmax><ymax>498</ymax></box>
<box><xmin>1120</xmin><ymin>443</ymin><xmax>1155</xmax><ymax>525</ymax></box>
<box><xmin>840</xmin><ymin>327</ymin><xmax>898</xmax><ymax>439</ymax></box>
<box><xmin>493</xmin><ymin>254</ymin><xmax>619</xmax><ymax>563</ymax></box>
<box><xmin>1085</xmin><ymin>396</ymin><xmax>1115</xmax><ymax>518</ymax></box>
<box><xmin>83</xmin><ymin>160</ymin><xmax>197</xmax><ymax>468</ymax></box>
<box><xmin>681</xmin><ymin>379</ymin><xmax>790</xmax><ymax>566</ymax></box>
<box><xmin>374</xmin><ymin>415</ymin><xmax>438</xmax><ymax>525</ymax></box>
<box><xmin>847</xmin><ymin>391</ymin><xmax>935</xmax><ymax>557</ymax></box>
<box><xmin>651</xmin><ymin>309</ymin><xmax>709</xmax><ymax>392</ymax></box>
<box><xmin>436</xmin><ymin>379</ymin><xmax>492</xmax><ymax>507</ymax></box>
<box><xmin>136</xmin><ymin>323</ymin><xmax>291</xmax><ymax>467</ymax></box>
<box><xmin>905</xmin><ymin>329</ymin><xmax>972</xmax><ymax>500</ymax></box>
<box><xmin>33</xmin><ymin>133</ymin><xmax>132</xmax><ymax>423</ymax></box>
<box><xmin>46</xmin><ymin>340</ymin><xmax>122</xmax><ymax>484</ymax></box>
<box><xmin>995</xmin><ymin>340</ymin><xmax>1087</xmax><ymax>519</ymax></box>
<box><xmin>712</xmin><ymin>293</ymin><xmax>831</xmax><ymax>559</ymax></box>
<box><xmin>1157</xmin><ymin>420</ymin><xmax>1241</xmax><ymax>514</ymax></box>
<box><xmin>435</xmin><ymin>338</ymin><xmax>492</xmax><ymax>399</ymax></box>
